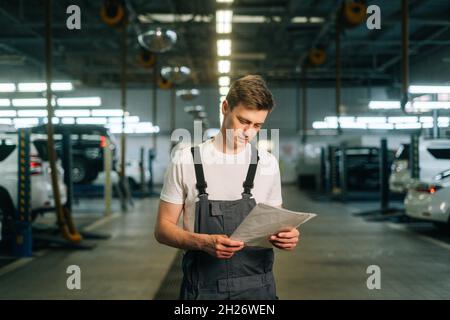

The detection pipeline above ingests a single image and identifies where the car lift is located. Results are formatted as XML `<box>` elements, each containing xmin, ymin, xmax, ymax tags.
<box><xmin>353</xmin><ymin>138</ymin><xmax>408</xmax><ymax>222</ymax></box>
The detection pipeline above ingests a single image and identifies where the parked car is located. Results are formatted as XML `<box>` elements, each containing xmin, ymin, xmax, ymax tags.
<box><xmin>404</xmin><ymin>169</ymin><xmax>450</xmax><ymax>229</ymax></box>
<box><xmin>92</xmin><ymin>160</ymin><xmax>150</xmax><ymax>191</ymax></box>
<box><xmin>32</xmin><ymin>124</ymin><xmax>117</xmax><ymax>184</ymax></box>
<box><xmin>390</xmin><ymin>139</ymin><xmax>450</xmax><ymax>193</ymax></box>
<box><xmin>0</xmin><ymin>132</ymin><xmax>67</xmax><ymax>222</ymax></box>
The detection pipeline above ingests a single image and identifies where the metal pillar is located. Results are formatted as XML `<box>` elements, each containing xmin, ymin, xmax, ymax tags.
<box><xmin>410</xmin><ymin>134</ymin><xmax>420</xmax><ymax>180</ymax></box>
<box><xmin>335</xmin><ymin>21</ymin><xmax>342</xmax><ymax>134</ymax></box>
<box><xmin>62</xmin><ymin>132</ymin><xmax>73</xmax><ymax>211</ymax></box>
<box><xmin>380</xmin><ymin>138</ymin><xmax>389</xmax><ymax>212</ymax></box>
<box><xmin>13</xmin><ymin>128</ymin><xmax>32</xmax><ymax>257</ymax></box>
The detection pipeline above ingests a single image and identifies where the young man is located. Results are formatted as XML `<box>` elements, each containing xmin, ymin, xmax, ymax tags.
<box><xmin>155</xmin><ymin>75</ymin><xmax>300</xmax><ymax>300</ymax></box>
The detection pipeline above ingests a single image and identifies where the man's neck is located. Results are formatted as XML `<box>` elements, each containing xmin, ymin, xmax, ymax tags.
<box><xmin>213</xmin><ymin>129</ymin><xmax>247</xmax><ymax>155</ymax></box>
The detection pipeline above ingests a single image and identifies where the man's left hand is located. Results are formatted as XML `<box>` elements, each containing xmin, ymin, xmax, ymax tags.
<box><xmin>269</xmin><ymin>228</ymin><xmax>300</xmax><ymax>251</ymax></box>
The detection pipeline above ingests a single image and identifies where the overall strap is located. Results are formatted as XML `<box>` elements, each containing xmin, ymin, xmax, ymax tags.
<box><xmin>242</xmin><ymin>146</ymin><xmax>259</xmax><ymax>197</ymax></box>
<box><xmin>191</xmin><ymin>146</ymin><xmax>208</xmax><ymax>196</ymax></box>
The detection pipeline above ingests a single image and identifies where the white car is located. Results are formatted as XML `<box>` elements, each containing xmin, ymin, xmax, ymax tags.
<box><xmin>390</xmin><ymin>139</ymin><xmax>450</xmax><ymax>193</ymax></box>
<box><xmin>92</xmin><ymin>160</ymin><xmax>150</xmax><ymax>190</ymax></box>
<box><xmin>0</xmin><ymin>132</ymin><xmax>67</xmax><ymax>220</ymax></box>
<box><xmin>404</xmin><ymin>169</ymin><xmax>450</xmax><ymax>228</ymax></box>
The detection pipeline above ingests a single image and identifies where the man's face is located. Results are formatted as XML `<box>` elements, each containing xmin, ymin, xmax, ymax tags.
<box><xmin>221</xmin><ymin>100</ymin><xmax>269</xmax><ymax>148</ymax></box>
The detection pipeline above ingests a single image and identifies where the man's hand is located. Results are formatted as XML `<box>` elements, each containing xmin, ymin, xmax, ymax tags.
<box><xmin>203</xmin><ymin>235</ymin><xmax>244</xmax><ymax>259</ymax></box>
<box><xmin>269</xmin><ymin>228</ymin><xmax>300</xmax><ymax>251</ymax></box>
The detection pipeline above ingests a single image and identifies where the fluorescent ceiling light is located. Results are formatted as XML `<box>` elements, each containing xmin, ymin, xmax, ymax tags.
<box><xmin>0</xmin><ymin>118</ymin><xmax>12</xmax><ymax>125</ymax></box>
<box><xmin>18</xmin><ymin>82</ymin><xmax>73</xmax><ymax>92</ymax></box>
<box><xmin>0</xmin><ymin>110</ymin><xmax>16</xmax><ymax>117</ymax></box>
<box><xmin>312</xmin><ymin>121</ymin><xmax>330</xmax><ymax>129</ymax></box>
<box><xmin>0</xmin><ymin>99</ymin><xmax>10</xmax><ymax>106</ymax></box>
<box><xmin>0</xmin><ymin>83</ymin><xmax>15</xmax><ymax>92</ymax></box>
<box><xmin>412</xmin><ymin>101</ymin><xmax>450</xmax><ymax>110</ymax></box>
<box><xmin>12</xmin><ymin>98</ymin><xmax>48</xmax><ymax>107</ymax></box>
<box><xmin>409</xmin><ymin>85</ymin><xmax>450</xmax><ymax>94</ymax></box>
<box><xmin>61</xmin><ymin>117</ymin><xmax>75</xmax><ymax>124</ymax></box>
<box><xmin>108</xmin><ymin>116</ymin><xmax>140</xmax><ymax>124</ymax></box>
<box><xmin>388</xmin><ymin>116</ymin><xmax>418</xmax><ymax>123</ymax></box>
<box><xmin>216</xmin><ymin>10</ymin><xmax>233</xmax><ymax>34</ymax></box>
<box><xmin>291</xmin><ymin>16</ymin><xmax>308</xmax><ymax>23</ymax></box>
<box><xmin>309</xmin><ymin>17</ymin><xmax>325</xmax><ymax>23</ymax></box>
<box><xmin>91</xmin><ymin>109</ymin><xmax>124</xmax><ymax>117</ymax></box>
<box><xmin>233</xmin><ymin>15</ymin><xmax>265</xmax><ymax>23</ymax></box>
<box><xmin>218</xmin><ymin>76</ymin><xmax>230</xmax><ymax>87</ymax></box>
<box><xmin>43</xmin><ymin>117</ymin><xmax>60</xmax><ymax>124</ymax></box>
<box><xmin>17</xmin><ymin>110</ymin><xmax>48</xmax><ymax>117</ymax></box>
<box><xmin>219</xmin><ymin>86</ymin><xmax>229</xmax><ymax>95</ymax></box>
<box><xmin>395</xmin><ymin>123</ymin><xmax>422</xmax><ymax>129</ymax></box>
<box><xmin>340</xmin><ymin>122</ymin><xmax>367</xmax><ymax>129</ymax></box>
<box><xmin>368</xmin><ymin>123</ymin><xmax>394</xmax><ymax>130</ymax></box>
<box><xmin>356</xmin><ymin>116</ymin><xmax>387</xmax><ymax>123</ymax></box>
<box><xmin>368</xmin><ymin>100</ymin><xmax>401</xmax><ymax>110</ymax></box>
<box><xmin>55</xmin><ymin>109</ymin><xmax>90</xmax><ymax>117</ymax></box>
<box><xmin>13</xmin><ymin>118</ymin><xmax>39</xmax><ymax>127</ymax></box>
<box><xmin>218</xmin><ymin>60</ymin><xmax>231</xmax><ymax>73</ymax></box>
<box><xmin>419</xmin><ymin>116</ymin><xmax>433</xmax><ymax>123</ymax></box>
<box><xmin>57</xmin><ymin>97</ymin><xmax>101</xmax><ymax>107</ymax></box>
<box><xmin>76</xmin><ymin>117</ymin><xmax>107</xmax><ymax>125</ymax></box>
<box><xmin>217</xmin><ymin>39</ymin><xmax>231</xmax><ymax>57</ymax></box>
<box><xmin>217</xmin><ymin>0</ymin><xmax>233</xmax><ymax>3</ymax></box>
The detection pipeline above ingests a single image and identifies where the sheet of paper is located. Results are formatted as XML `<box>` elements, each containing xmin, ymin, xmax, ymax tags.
<box><xmin>230</xmin><ymin>203</ymin><xmax>317</xmax><ymax>248</ymax></box>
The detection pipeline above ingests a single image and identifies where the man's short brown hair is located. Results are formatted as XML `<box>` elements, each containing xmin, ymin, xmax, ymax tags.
<box><xmin>226</xmin><ymin>75</ymin><xmax>275</xmax><ymax>112</ymax></box>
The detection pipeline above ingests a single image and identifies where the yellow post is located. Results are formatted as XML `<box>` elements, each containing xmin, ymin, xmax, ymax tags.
<box><xmin>104</xmin><ymin>137</ymin><xmax>112</xmax><ymax>216</ymax></box>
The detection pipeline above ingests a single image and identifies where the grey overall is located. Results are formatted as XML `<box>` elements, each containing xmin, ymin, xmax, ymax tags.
<box><xmin>179</xmin><ymin>146</ymin><xmax>277</xmax><ymax>300</ymax></box>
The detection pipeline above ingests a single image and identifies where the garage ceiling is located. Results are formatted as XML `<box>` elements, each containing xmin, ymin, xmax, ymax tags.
<box><xmin>0</xmin><ymin>0</ymin><xmax>449</xmax><ymax>88</ymax></box>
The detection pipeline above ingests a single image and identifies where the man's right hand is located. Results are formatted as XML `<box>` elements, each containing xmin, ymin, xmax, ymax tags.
<box><xmin>203</xmin><ymin>235</ymin><xmax>245</xmax><ymax>259</ymax></box>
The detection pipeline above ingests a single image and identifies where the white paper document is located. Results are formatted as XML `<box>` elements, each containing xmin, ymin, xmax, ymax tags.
<box><xmin>230</xmin><ymin>203</ymin><xmax>317</xmax><ymax>248</ymax></box>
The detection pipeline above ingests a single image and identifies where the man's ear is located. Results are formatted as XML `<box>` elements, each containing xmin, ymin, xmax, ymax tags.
<box><xmin>221</xmin><ymin>99</ymin><xmax>229</xmax><ymax>115</ymax></box>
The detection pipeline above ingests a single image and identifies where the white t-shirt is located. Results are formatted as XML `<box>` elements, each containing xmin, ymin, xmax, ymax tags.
<box><xmin>160</xmin><ymin>138</ymin><xmax>283</xmax><ymax>232</ymax></box>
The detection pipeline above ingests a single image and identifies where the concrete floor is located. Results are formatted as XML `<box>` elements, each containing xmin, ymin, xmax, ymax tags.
<box><xmin>0</xmin><ymin>185</ymin><xmax>449</xmax><ymax>299</ymax></box>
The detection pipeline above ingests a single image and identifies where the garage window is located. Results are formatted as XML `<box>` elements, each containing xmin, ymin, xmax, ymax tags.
<box><xmin>427</xmin><ymin>148</ymin><xmax>450</xmax><ymax>160</ymax></box>
<box><xmin>0</xmin><ymin>144</ymin><xmax>16</xmax><ymax>161</ymax></box>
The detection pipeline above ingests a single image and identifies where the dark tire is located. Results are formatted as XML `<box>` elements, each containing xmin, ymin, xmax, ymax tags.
<box><xmin>72</xmin><ymin>157</ymin><xmax>98</xmax><ymax>184</ymax></box>
<box><xmin>0</xmin><ymin>187</ymin><xmax>15</xmax><ymax>251</ymax></box>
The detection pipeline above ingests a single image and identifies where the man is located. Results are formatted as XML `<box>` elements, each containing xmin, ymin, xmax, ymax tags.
<box><xmin>155</xmin><ymin>75</ymin><xmax>300</xmax><ymax>300</ymax></box>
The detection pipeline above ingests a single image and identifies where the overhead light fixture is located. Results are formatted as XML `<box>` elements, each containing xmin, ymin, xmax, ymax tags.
<box><xmin>218</xmin><ymin>76</ymin><xmax>230</xmax><ymax>87</ymax></box>
<box><xmin>368</xmin><ymin>123</ymin><xmax>394</xmax><ymax>130</ymax></box>
<box><xmin>0</xmin><ymin>118</ymin><xmax>12</xmax><ymax>125</ymax></box>
<box><xmin>0</xmin><ymin>83</ymin><xmax>15</xmax><ymax>92</ymax></box>
<box><xmin>216</xmin><ymin>10</ymin><xmax>233</xmax><ymax>34</ymax></box>
<box><xmin>218</xmin><ymin>60</ymin><xmax>231</xmax><ymax>73</ymax></box>
<box><xmin>291</xmin><ymin>16</ymin><xmax>308</xmax><ymax>23</ymax></box>
<box><xmin>18</xmin><ymin>82</ymin><xmax>73</xmax><ymax>92</ymax></box>
<box><xmin>0</xmin><ymin>110</ymin><xmax>16</xmax><ymax>117</ymax></box>
<box><xmin>137</xmin><ymin>27</ymin><xmax>177</xmax><ymax>53</ymax></box>
<box><xmin>409</xmin><ymin>85</ymin><xmax>450</xmax><ymax>94</ymax></box>
<box><xmin>309</xmin><ymin>17</ymin><xmax>325</xmax><ymax>23</ymax></box>
<box><xmin>412</xmin><ymin>101</ymin><xmax>450</xmax><ymax>110</ymax></box>
<box><xmin>76</xmin><ymin>117</ymin><xmax>107</xmax><ymax>125</ymax></box>
<box><xmin>312</xmin><ymin>121</ymin><xmax>331</xmax><ymax>129</ymax></box>
<box><xmin>57</xmin><ymin>97</ymin><xmax>101</xmax><ymax>107</ymax></box>
<box><xmin>395</xmin><ymin>123</ymin><xmax>422</xmax><ymax>129</ymax></box>
<box><xmin>0</xmin><ymin>99</ymin><xmax>11</xmax><ymax>106</ymax></box>
<box><xmin>368</xmin><ymin>100</ymin><xmax>401</xmax><ymax>110</ymax></box>
<box><xmin>160</xmin><ymin>66</ymin><xmax>191</xmax><ymax>84</ymax></box>
<box><xmin>12</xmin><ymin>98</ymin><xmax>48</xmax><ymax>107</ymax></box>
<box><xmin>217</xmin><ymin>39</ymin><xmax>231</xmax><ymax>57</ymax></box>
<box><xmin>176</xmin><ymin>89</ymin><xmax>200</xmax><ymax>101</ymax></box>
<box><xmin>356</xmin><ymin>116</ymin><xmax>387</xmax><ymax>123</ymax></box>
<box><xmin>108</xmin><ymin>116</ymin><xmax>140</xmax><ymax>124</ymax></box>
<box><xmin>219</xmin><ymin>86</ymin><xmax>229</xmax><ymax>95</ymax></box>
<box><xmin>232</xmin><ymin>15</ymin><xmax>265</xmax><ymax>23</ymax></box>
<box><xmin>42</xmin><ymin>117</ymin><xmax>60</xmax><ymax>124</ymax></box>
<box><xmin>17</xmin><ymin>110</ymin><xmax>48</xmax><ymax>117</ymax></box>
<box><xmin>61</xmin><ymin>117</ymin><xmax>75</xmax><ymax>124</ymax></box>
<box><xmin>388</xmin><ymin>116</ymin><xmax>418</xmax><ymax>123</ymax></box>
<box><xmin>217</xmin><ymin>0</ymin><xmax>233</xmax><ymax>3</ymax></box>
<box><xmin>13</xmin><ymin>118</ymin><xmax>39</xmax><ymax>127</ymax></box>
<box><xmin>55</xmin><ymin>109</ymin><xmax>90</xmax><ymax>117</ymax></box>
<box><xmin>91</xmin><ymin>109</ymin><xmax>124</xmax><ymax>117</ymax></box>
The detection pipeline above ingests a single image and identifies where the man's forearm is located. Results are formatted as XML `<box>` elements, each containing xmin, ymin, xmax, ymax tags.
<box><xmin>155</xmin><ymin>219</ymin><xmax>209</xmax><ymax>251</ymax></box>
